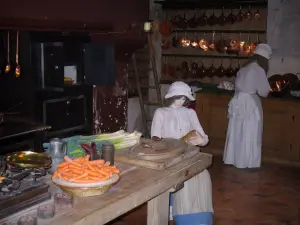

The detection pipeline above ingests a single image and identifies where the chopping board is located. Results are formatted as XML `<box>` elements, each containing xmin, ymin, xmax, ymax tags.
<box><xmin>115</xmin><ymin>138</ymin><xmax>200</xmax><ymax>170</ymax></box>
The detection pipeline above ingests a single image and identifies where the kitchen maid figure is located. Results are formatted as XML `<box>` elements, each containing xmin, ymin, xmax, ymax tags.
<box><xmin>151</xmin><ymin>81</ymin><xmax>213</xmax><ymax>225</ymax></box>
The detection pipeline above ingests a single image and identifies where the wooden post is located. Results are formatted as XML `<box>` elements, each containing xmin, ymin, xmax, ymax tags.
<box><xmin>147</xmin><ymin>191</ymin><xmax>169</xmax><ymax>225</ymax></box>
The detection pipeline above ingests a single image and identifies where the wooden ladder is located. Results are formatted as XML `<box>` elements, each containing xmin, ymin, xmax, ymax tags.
<box><xmin>131</xmin><ymin>34</ymin><xmax>163</xmax><ymax>138</ymax></box>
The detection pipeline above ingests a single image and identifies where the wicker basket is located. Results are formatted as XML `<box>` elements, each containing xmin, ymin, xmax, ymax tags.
<box><xmin>52</xmin><ymin>174</ymin><xmax>120</xmax><ymax>197</ymax></box>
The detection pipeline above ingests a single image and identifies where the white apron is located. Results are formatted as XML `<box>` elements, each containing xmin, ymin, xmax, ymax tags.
<box><xmin>151</xmin><ymin>107</ymin><xmax>213</xmax><ymax>218</ymax></box>
<box><xmin>223</xmin><ymin>92</ymin><xmax>263</xmax><ymax>168</ymax></box>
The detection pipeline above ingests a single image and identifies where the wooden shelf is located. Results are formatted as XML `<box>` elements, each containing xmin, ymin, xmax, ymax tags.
<box><xmin>172</xmin><ymin>29</ymin><xmax>266</xmax><ymax>34</ymax></box>
<box><xmin>162</xmin><ymin>53</ymin><xmax>248</xmax><ymax>59</ymax></box>
<box><xmin>154</xmin><ymin>0</ymin><xmax>268</xmax><ymax>10</ymax></box>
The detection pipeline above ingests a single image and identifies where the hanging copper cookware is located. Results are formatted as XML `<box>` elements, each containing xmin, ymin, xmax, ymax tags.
<box><xmin>171</xmin><ymin>11</ymin><xmax>182</xmax><ymax>28</ymax></box>
<box><xmin>197</xmin><ymin>10</ymin><xmax>208</xmax><ymax>27</ymax></box>
<box><xmin>181</xmin><ymin>33</ymin><xmax>190</xmax><ymax>48</ymax></box>
<box><xmin>218</xmin><ymin>7</ymin><xmax>227</xmax><ymax>26</ymax></box>
<box><xmin>242</xmin><ymin>34</ymin><xmax>251</xmax><ymax>56</ymax></box>
<box><xmin>250</xmin><ymin>33</ymin><xmax>261</xmax><ymax>52</ymax></box>
<box><xmin>254</xmin><ymin>9</ymin><xmax>261</xmax><ymax>20</ymax></box>
<box><xmin>207</xmin><ymin>60</ymin><xmax>216</xmax><ymax>78</ymax></box>
<box><xmin>227</xmin><ymin>39</ymin><xmax>240</xmax><ymax>55</ymax></box>
<box><xmin>234</xmin><ymin>60</ymin><xmax>241</xmax><ymax>76</ymax></box>
<box><xmin>197</xmin><ymin>60</ymin><xmax>207</xmax><ymax>78</ymax></box>
<box><xmin>216</xmin><ymin>33</ymin><xmax>227</xmax><ymax>53</ymax></box>
<box><xmin>181</xmin><ymin>61</ymin><xmax>190</xmax><ymax>79</ymax></box>
<box><xmin>161</xmin><ymin>39</ymin><xmax>171</xmax><ymax>50</ymax></box>
<box><xmin>191</xmin><ymin>61</ymin><xmax>199</xmax><ymax>78</ymax></box>
<box><xmin>4</xmin><ymin>31</ymin><xmax>11</xmax><ymax>74</ymax></box>
<box><xmin>188</xmin><ymin>10</ymin><xmax>198</xmax><ymax>28</ymax></box>
<box><xmin>199</xmin><ymin>33</ymin><xmax>208</xmax><ymax>51</ymax></box>
<box><xmin>208</xmin><ymin>31</ymin><xmax>216</xmax><ymax>51</ymax></box>
<box><xmin>226</xmin><ymin>59</ymin><xmax>235</xmax><ymax>77</ymax></box>
<box><xmin>191</xmin><ymin>33</ymin><xmax>199</xmax><ymax>48</ymax></box>
<box><xmin>15</xmin><ymin>31</ymin><xmax>20</xmax><ymax>77</ymax></box>
<box><xmin>226</xmin><ymin>8</ymin><xmax>236</xmax><ymax>24</ymax></box>
<box><xmin>236</xmin><ymin>6</ymin><xmax>244</xmax><ymax>23</ymax></box>
<box><xmin>217</xmin><ymin>59</ymin><xmax>226</xmax><ymax>77</ymax></box>
<box><xmin>207</xmin><ymin>9</ymin><xmax>217</xmax><ymax>26</ymax></box>
<box><xmin>245</xmin><ymin>5</ymin><xmax>252</xmax><ymax>20</ymax></box>
<box><xmin>162</xmin><ymin>58</ymin><xmax>176</xmax><ymax>78</ymax></box>
<box><xmin>160</xmin><ymin>12</ymin><xmax>173</xmax><ymax>37</ymax></box>
<box><xmin>177</xmin><ymin>12</ymin><xmax>188</xmax><ymax>30</ymax></box>
<box><xmin>172</xmin><ymin>32</ymin><xmax>180</xmax><ymax>48</ymax></box>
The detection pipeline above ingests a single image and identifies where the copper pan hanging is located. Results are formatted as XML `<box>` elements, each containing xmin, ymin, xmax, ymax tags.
<box><xmin>199</xmin><ymin>33</ymin><xmax>208</xmax><ymax>51</ymax></box>
<box><xmin>160</xmin><ymin>11</ymin><xmax>173</xmax><ymax>37</ymax></box>
<box><xmin>4</xmin><ymin>31</ymin><xmax>11</xmax><ymax>74</ymax></box>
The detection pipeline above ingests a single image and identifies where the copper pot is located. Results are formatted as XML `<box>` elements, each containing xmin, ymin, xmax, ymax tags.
<box><xmin>160</xmin><ymin>12</ymin><xmax>173</xmax><ymax>37</ymax></box>
<box><xmin>199</xmin><ymin>33</ymin><xmax>208</xmax><ymax>51</ymax></box>
<box><xmin>197</xmin><ymin>10</ymin><xmax>208</xmax><ymax>26</ymax></box>
<box><xmin>216</xmin><ymin>33</ymin><xmax>227</xmax><ymax>53</ymax></box>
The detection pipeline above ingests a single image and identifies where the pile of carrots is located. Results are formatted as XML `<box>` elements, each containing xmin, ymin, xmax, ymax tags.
<box><xmin>52</xmin><ymin>155</ymin><xmax>120</xmax><ymax>184</ymax></box>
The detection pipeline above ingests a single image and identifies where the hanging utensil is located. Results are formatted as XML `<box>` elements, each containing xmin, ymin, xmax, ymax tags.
<box><xmin>191</xmin><ymin>32</ymin><xmax>199</xmax><ymax>48</ymax></box>
<box><xmin>15</xmin><ymin>31</ymin><xmax>20</xmax><ymax>77</ymax></box>
<box><xmin>226</xmin><ymin>8</ymin><xmax>236</xmax><ymax>24</ymax></box>
<box><xmin>172</xmin><ymin>32</ymin><xmax>180</xmax><ymax>48</ymax></box>
<box><xmin>243</xmin><ymin>34</ymin><xmax>251</xmax><ymax>56</ymax></box>
<box><xmin>197</xmin><ymin>10</ymin><xmax>208</xmax><ymax>27</ymax></box>
<box><xmin>191</xmin><ymin>61</ymin><xmax>199</xmax><ymax>78</ymax></box>
<box><xmin>181</xmin><ymin>61</ymin><xmax>189</xmax><ymax>79</ymax></box>
<box><xmin>236</xmin><ymin>6</ymin><xmax>244</xmax><ymax>23</ymax></box>
<box><xmin>4</xmin><ymin>31</ymin><xmax>11</xmax><ymax>74</ymax></box>
<box><xmin>216</xmin><ymin>33</ymin><xmax>227</xmax><ymax>53</ymax></box>
<box><xmin>197</xmin><ymin>60</ymin><xmax>207</xmax><ymax>78</ymax></box>
<box><xmin>254</xmin><ymin>9</ymin><xmax>261</xmax><ymax>20</ymax></box>
<box><xmin>226</xmin><ymin>59</ymin><xmax>235</xmax><ymax>77</ymax></box>
<box><xmin>199</xmin><ymin>33</ymin><xmax>208</xmax><ymax>51</ymax></box>
<box><xmin>208</xmin><ymin>31</ymin><xmax>216</xmax><ymax>51</ymax></box>
<box><xmin>207</xmin><ymin>59</ymin><xmax>216</xmax><ymax>78</ymax></box>
<box><xmin>207</xmin><ymin>8</ymin><xmax>217</xmax><ymax>26</ymax></box>
<box><xmin>160</xmin><ymin>11</ymin><xmax>173</xmax><ymax>37</ymax></box>
<box><xmin>245</xmin><ymin>5</ymin><xmax>252</xmax><ymax>20</ymax></box>
<box><xmin>234</xmin><ymin>60</ymin><xmax>241</xmax><ymax>76</ymax></box>
<box><xmin>188</xmin><ymin>10</ymin><xmax>198</xmax><ymax>28</ymax></box>
<box><xmin>250</xmin><ymin>33</ymin><xmax>261</xmax><ymax>52</ymax></box>
<box><xmin>217</xmin><ymin>59</ymin><xmax>226</xmax><ymax>77</ymax></box>
<box><xmin>177</xmin><ymin>12</ymin><xmax>188</xmax><ymax>30</ymax></box>
<box><xmin>161</xmin><ymin>39</ymin><xmax>171</xmax><ymax>50</ymax></box>
<box><xmin>181</xmin><ymin>33</ymin><xmax>190</xmax><ymax>48</ymax></box>
<box><xmin>172</xmin><ymin>11</ymin><xmax>182</xmax><ymax>28</ymax></box>
<box><xmin>218</xmin><ymin>7</ymin><xmax>227</xmax><ymax>26</ymax></box>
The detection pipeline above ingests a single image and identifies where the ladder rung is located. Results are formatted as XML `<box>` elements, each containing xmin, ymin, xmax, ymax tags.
<box><xmin>141</xmin><ymin>85</ymin><xmax>157</xmax><ymax>89</ymax></box>
<box><xmin>143</xmin><ymin>101</ymin><xmax>161</xmax><ymax>106</ymax></box>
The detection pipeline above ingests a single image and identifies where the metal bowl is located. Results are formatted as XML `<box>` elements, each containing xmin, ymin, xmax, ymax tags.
<box><xmin>269</xmin><ymin>75</ymin><xmax>290</xmax><ymax>98</ymax></box>
<box><xmin>5</xmin><ymin>151</ymin><xmax>52</xmax><ymax>168</ymax></box>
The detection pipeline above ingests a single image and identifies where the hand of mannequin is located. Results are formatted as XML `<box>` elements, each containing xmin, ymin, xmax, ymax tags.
<box><xmin>188</xmin><ymin>136</ymin><xmax>207</xmax><ymax>146</ymax></box>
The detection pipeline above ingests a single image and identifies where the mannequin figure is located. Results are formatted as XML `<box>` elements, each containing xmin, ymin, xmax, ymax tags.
<box><xmin>151</xmin><ymin>81</ymin><xmax>213</xmax><ymax>225</ymax></box>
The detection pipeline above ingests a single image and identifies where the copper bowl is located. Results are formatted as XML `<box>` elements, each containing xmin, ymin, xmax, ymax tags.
<box><xmin>268</xmin><ymin>74</ymin><xmax>290</xmax><ymax>97</ymax></box>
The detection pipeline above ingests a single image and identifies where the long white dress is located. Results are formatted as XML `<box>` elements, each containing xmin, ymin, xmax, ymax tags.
<box><xmin>151</xmin><ymin>107</ymin><xmax>213</xmax><ymax>217</ymax></box>
<box><xmin>223</xmin><ymin>62</ymin><xmax>270</xmax><ymax>168</ymax></box>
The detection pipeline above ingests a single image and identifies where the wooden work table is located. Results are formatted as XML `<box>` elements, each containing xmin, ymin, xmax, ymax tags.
<box><xmin>196</xmin><ymin>91</ymin><xmax>300</xmax><ymax>167</ymax></box>
<box><xmin>0</xmin><ymin>152</ymin><xmax>212</xmax><ymax>225</ymax></box>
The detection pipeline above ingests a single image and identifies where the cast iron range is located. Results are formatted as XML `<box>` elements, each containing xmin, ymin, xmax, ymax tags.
<box><xmin>0</xmin><ymin>156</ymin><xmax>51</xmax><ymax>219</ymax></box>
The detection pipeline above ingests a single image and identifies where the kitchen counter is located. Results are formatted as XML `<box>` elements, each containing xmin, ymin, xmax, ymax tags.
<box><xmin>196</xmin><ymin>90</ymin><xmax>300</xmax><ymax>167</ymax></box>
<box><xmin>1</xmin><ymin>152</ymin><xmax>212</xmax><ymax>225</ymax></box>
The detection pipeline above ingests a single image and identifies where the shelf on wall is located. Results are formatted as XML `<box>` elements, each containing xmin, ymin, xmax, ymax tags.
<box><xmin>162</xmin><ymin>53</ymin><xmax>249</xmax><ymax>59</ymax></box>
<box><xmin>171</xmin><ymin>29</ymin><xmax>266</xmax><ymax>34</ymax></box>
<box><xmin>154</xmin><ymin>0</ymin><xmax>268</xmax><ymax>10</ymax></box>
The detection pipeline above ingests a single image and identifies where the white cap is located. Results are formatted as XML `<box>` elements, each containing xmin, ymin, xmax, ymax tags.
<box><xmin>165</xmin><ymin>81</ymin><xmax>195</xmax><ymax>101</ymax></box>
<box><xmin>253</xmin><ymin>43</ymin><xmax>272</xmax><ymax>59</ymax></box>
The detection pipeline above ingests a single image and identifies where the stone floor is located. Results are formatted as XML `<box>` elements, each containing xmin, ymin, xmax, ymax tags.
<box><xmin>108</xmin><ymin>156</ymin><xmax>300</xmax><ymax>225</ymax></box>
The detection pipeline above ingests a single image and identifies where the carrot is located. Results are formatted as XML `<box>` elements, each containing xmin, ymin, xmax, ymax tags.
<box><xmin>52</xmin><ymin>156</ymin><xmax>119</xmax><ymax>184</ymax></box>
<box><xmin>64</xmin><ymin>155</ymin><xmax>73</xmax><ymax>162</ymax></box>
<box><xmin>90</xmin><ymin>159</ymin><xmax>105</xmax><ymax>165</ymax></box>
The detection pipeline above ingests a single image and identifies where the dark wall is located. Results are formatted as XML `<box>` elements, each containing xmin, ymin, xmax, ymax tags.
<box><xmin>0</xmin><ymin>0</ymin><xmax>149</xmax><ymax>133</ymax></box>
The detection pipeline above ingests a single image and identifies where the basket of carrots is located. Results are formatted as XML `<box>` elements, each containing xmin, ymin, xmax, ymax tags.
<box><xmin>52</xmin><ymin>155</ymin><xmax>120</xmax><ymax>197</ymax></box>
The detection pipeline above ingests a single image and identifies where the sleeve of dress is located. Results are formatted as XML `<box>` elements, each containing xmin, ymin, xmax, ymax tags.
<box><xmin>151</xmin><ymin>109</ymin><xmax>163</xmax><ymax>138</ymax></box>
<box><xmin>256</xmin><ymin>67</ymin><xmax>270</xmax><ymax>98</ymax></box>
<box><xmin>189</xmin><ymin>109</ymin><xmax>209</xmax><ymax>146</ymax></box>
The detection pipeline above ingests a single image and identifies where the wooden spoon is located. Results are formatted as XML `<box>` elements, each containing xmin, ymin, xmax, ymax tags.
<box><xmin>4</xmin><ymin>31</ymin><xmax>10</xmax><ymax>74</ymax></box>
<box><xmin>15</xmin><ymin>31</ymin><xmax>20</xmax><ymax>77</ymax></box>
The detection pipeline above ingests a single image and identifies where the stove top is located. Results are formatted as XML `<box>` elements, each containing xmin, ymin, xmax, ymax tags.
<box><xmin>0</xmin><ymin>156</ymin><xmax>51</xmax><ymax>219</ymax></box>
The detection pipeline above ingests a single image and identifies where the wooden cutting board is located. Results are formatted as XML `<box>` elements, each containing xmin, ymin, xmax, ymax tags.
<box><xmin>115</xmin><ymin>138</ymin><xmax>200</xmax><ymax>170</ymax></box>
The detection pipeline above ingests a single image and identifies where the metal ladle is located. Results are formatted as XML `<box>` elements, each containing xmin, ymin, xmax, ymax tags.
<box><xmin>4</xmin><ymin>31</ymin><xmax>11</xmax><ymax>74</ymax></box>
<box><xmin>15</xmin><ymin>31</ymin><xmax>20</xmax><ymax>77</ymax></box>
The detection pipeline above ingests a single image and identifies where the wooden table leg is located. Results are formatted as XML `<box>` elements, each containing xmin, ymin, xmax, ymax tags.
<box><xmin>147</xmin><ymin>191</ymin><xmax>169</xmax><ymax>225</ymax></box>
